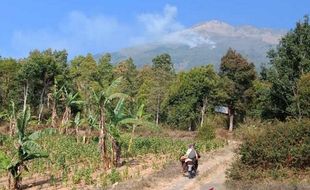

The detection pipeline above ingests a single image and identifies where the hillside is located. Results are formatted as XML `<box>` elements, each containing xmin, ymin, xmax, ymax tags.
<box><xmin>100</xmin><ymin>20</ymin><xmax>285</xmax><ymax>70</ymax></box>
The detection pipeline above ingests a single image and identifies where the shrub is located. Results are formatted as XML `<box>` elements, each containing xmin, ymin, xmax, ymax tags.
<box><xmin>238</xmin><ymin>119</ymin><xmax>310</xmax><ymax>169</ymax></box>
<box><xmin>197</xmin><ymin>115</ymin><xmax>226</xmax><ymax>141</ymax></box>
<box><xmin>197</xmin><ymin>120</ymin><xmax>215</xmax><ymax>141</ymax></box>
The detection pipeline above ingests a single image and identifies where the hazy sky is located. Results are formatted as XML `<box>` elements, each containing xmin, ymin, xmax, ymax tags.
<box><xmin>1</xmin><ymin>0</ymin><xmax>309</xmax><ymax>58</ymax></box>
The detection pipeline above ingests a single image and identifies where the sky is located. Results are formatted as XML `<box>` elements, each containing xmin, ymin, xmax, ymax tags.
<box><xmin>0</xmin><ymin>0</ymin><xmax>309</xmax><ymax>58</ymax></box>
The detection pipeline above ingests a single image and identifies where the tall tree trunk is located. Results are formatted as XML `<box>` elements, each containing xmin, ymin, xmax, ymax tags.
<box><xmin>51</xmin><ymin>101</ymin><xmax>57</xmax><ymax>128</ymax></box>
<box><xmin>293</xmin><ymin>86</ymin><xmax>302</xmax><ymax>121</ymax></box>
<box><xmin>8</xmin><ymin>164</ymin><xmax>23</xmax><ymax>190</ymax></box>
<box><xmin>9</xmin><ymin>118</ymin><xmax>16</xmax><ymax>137</ymax></box>
<box><xmin>228</xmin><ymin>107</ymin><xmax>234</xmax><ymax>132</ymax></box>
<box><xmin>200</xmin><ymin>97</ymin><xmax>208</xmax><ymax>128</ymax></box>
<box><xmin>8</xmin><ymin>172</ymin><xmax>12</xmax><ymax>190</ymax></box>
<box><xmin>23</xmin><ymin>81</ymin><xmax>28</xmax><ymax>112</ymax></box>
<box><xmin>38</xmin><ymin>85</ymin><xmax>46</xmax><ymax>123</ymax></box>
<box><xmin>75</xmin><ymin>124</ymin><xmax>79</xmax><ymax>143</ymax></box>
<box><xmin>155</xmin><ymin>95</ymin><xmax>160</xmax><ymax>125</ymax></box>
<box><xmin>128</xmin><ymin>125</ymin><xmax>136</xmax><ymax>153</ymax></box>
<box><xmin>99</xmin><ymin>107</ymin><xmax>110</xmax><ymax>170</ymax></box>
<box><xmin>112</xmin><ymin>137</ymin><xmax>121</xmax><ymax>167</ymax></box>
<box><xmin>61</xmin><ymin>107</ymin><xmax>70</xmax><ymax>134</ymax></box>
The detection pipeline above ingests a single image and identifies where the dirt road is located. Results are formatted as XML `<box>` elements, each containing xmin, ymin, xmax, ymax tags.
<box><xmin>112</xmin><ymin>140</ymin><xmax>238</xmax><ymax>190</ymax></box>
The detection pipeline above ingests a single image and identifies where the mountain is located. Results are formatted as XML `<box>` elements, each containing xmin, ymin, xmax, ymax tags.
<box><xmin>100</xmin><ymin>20</ymin><xmax>286</xmax><ymax>71</ymax></box>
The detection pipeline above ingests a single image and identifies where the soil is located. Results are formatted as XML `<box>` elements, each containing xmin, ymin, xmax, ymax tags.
<box><xmin>111</xmin><ymin>140</ymin><xmax>239</xmax><ymax>190</ymax></box>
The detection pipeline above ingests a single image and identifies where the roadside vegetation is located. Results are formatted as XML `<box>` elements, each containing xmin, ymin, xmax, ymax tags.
<box><xmin>227</xmin><ymin>119</ymin><xmax>310</xmax><ymax>188</ymax></box>
<box><xmin>226</xmin><ymin>16</ymin><xmax>310</xmax><ymax>189</ymax></box>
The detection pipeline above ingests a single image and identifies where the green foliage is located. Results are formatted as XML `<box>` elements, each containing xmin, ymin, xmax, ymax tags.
<box><xmin>164</xmin><ymin>65</ymin><xmax>220</xmax><ymax>129</ymax></box>
<box><xmin>120</xmin><ymin>134</ymin><xmax>223</xmax><ymax>158</ymax></box>
<box><xmin>220</xmin><ymin>48</ymin><xmax>256</xmax><ymax>122</ymax></box>
<box><xmin>2</xmin><ymin>105</ymin><xmax>56</xmax><ymax>189</ymax></box>
<box><xmin>72</xmin><ymin>168</ymin><xmax>93</xmax><ymax>185</ymax></box>
<box><xmin>113</xmin><ymin>58</ymin><xmax>138</xmax><ymax>97</ymax></box>
<box><xmin>0</xmin><ymin>58</ymin><xmax>19</xmax><ymax>110</ymax></box>
<box><xmin>291</xmin><ymin>73</ymin><xmax>310</xmax><ymax>117</ymax></box>
<box><xmin>97</xmin><ymin>53</ymin><xmax>114</xmax><ymax>88</ymax></box>
<box><xmin>249</xmin><ymin>80</ymin><xmax>272</xmax><ymax>118</ymax></box>
<box><xmin>228</xmin><ymin>119</ymin><xmax>310</xmax><ymax>184</ymax></box>
<box><xmin>238</xmin><ymin>119</ymin><xmax>310</xmax><ymax>169</ymax></box>
<box><xmin>152</xmin><ymin>53</ymin><xmax>174</xmax><ymax>73</ymax></box>
<box><xmin>267</xmin><ymin>16</ymin><xmax>310</xmax><ymax>120</ymax></box>
<box><xmin>197</xmin><ymin>118</ymin><xmax>216</xmax><ymax>141</ymax></box>
<box><xmin>108</xmin><ymin>168</ymin><xmax>121</xmax><ymax>184</ymax></box>
<box><xmin>17</xmin><ymin>49</ymin><xmax>68</xmax><ymax>110</ymax></box>
<box><xmin>0</xmin><ymin>151</ymin><xmax>10</xmax><ymax>170</ymax></box>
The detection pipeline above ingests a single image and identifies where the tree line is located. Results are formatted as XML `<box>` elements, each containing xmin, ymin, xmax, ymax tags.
<box><xmin>0</xmin><ymin>16</ymin><xmax>310</xmax><ymax>133</ymax></box>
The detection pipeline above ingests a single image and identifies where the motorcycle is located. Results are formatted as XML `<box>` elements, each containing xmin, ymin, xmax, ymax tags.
<box><xmin>185</xmin><ymin>158</ymin><xmax>197</xmax><ymax>178</ymax></box>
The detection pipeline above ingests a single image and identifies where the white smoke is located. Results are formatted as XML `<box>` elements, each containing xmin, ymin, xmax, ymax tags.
<box><xmin>134</xmin><ymin>4</ymin><xmax>216</xmax><ymax>48</ymax></box>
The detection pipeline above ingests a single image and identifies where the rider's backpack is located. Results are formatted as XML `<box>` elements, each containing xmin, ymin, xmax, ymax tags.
<box><xmin>188</xmin><ymin>149</ymin><xmax>196</xmax><ymax>159</ymax></box>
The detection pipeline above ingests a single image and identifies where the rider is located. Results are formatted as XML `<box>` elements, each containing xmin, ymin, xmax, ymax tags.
<box><xmin>180</xmin><ymin>143</ymin><xmax>200</xmax><ymax>173</ymax></box>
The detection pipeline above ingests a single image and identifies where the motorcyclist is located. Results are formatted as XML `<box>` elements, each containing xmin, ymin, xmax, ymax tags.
<box><xmin>180</xmin><ymin>143</ymin><xmax>200</xmax><ymax>173</ymax></box>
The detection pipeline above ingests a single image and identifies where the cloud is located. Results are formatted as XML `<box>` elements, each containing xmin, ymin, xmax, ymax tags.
<box><xmin>133</xmin><ymin>4</ymin><xmax>216</xmax><ymax>48</ymax></box>
<box><xmin>11</xmin><ymin>11</ymin><xmax>130</xmax><ymax>57</ymax></box>
<box><xmin>10</xmin><ymin>4</ymin><xmax>215</xmax><ymax>58</ymax></box>
<box><xmin>138</xmin><ymin>4</ymin><xmax>183</xmax><ymax>36</ymax></box>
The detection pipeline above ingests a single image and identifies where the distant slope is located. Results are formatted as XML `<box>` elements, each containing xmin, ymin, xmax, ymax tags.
<box><xmin>98</xmin><ymin>20</ymin><xmax>285</xmax><ymax>71</ymax></box>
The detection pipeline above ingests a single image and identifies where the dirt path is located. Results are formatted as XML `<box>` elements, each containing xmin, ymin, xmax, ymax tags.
<box><xmin>111</xmin><ymin>140</ymin><xmax>238</xmax><ymax>190</ymax></box>
<box><xmin>147</xmin><ymin>140</ymin><xmax>238</xmax><ymax>190</ymax></box>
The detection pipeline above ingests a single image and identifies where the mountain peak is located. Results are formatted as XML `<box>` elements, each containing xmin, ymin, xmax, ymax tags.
<box><xmin>192</xmin><ymin>20</ymin><xmax>283</xmax><ymax>44</ymax></box>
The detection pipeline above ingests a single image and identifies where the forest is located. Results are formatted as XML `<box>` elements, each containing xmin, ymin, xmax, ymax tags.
<box><xmin>0</xmin><ymin>15</ymin><xmax>309</xmax><ymax>190</ymax></box>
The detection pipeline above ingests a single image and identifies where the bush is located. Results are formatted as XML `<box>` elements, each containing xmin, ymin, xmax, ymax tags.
<box><xmin>197</xmin><ymin>121</ymin><xmax>215</xmax><ymax>141</ymax></box>
<box><xmin>238</xmin><ymin>119</ymin><xmax>310</xmax><ymax>169</ymax></box>
<box><xmin>197</xmin><ymin>115</ymin><xmax>226</xmax><ymax>141</ymax></box>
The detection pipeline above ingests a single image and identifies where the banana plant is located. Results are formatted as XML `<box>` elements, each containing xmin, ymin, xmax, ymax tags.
<box><xmin>128</xmin><ymin>104</ymin><xmax>145</xmax><ymax>153</ymax></box>
<box><xmin>105</xmin><ymin>98</ymin><xmax>156</xmax><ymax>165</ymax></box>
<box><xmin>92</xmin><ymin>77</ymin><xmax>129</xmax><ymax>169</ymax></box>
<box><xmin>3</xmin><ymin>101</ymin><xmax>17</xmax><ymax>137</ymax></box>
<box><xmin>73</xmin><ymin>112</ymin><xmax>82</xmax><ymax>142</ymax></box>
<box><xmin>87</xmin><ymin>113</ymin><xmax>98</xmax><ymax>131</ymax></box>
<box><xmin>61</xmin><ymin>87</ymin><xmax>83</xmax><ymax>133</ymax></box>
<box><xmin>4</xmin><ymin>106</ymin><xmax>55</xmax><ymax>189</ymax></box>
<box><xmin>48</xmin><ymin>80</ymin><xmax>63</xmax><ymax>128</ymax></box>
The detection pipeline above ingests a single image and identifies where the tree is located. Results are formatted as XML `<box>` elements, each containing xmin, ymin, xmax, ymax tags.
<box><xmin>291</xmin><ymin>73</ymin><xmax>310</xmax><ymax>118</ymax></box>
<box><xmin>267</xmin><ymin>16</ymin><xmax>310</xmax><ymax>120</ymax></box>
<box><xmin>152</xmin><ymin>53</ymin><xmax>174</xmax><ymax>73</ymax></box>
<box><xmin>70</xmin><ymin>54</ymin><xmax>99</xmax><ymax>112</ymax></box>
<box><xmin>164</xmin><ymin>65</ymin><xmax>220</xmax><ymax>130</ymax></box>
<box><xmin>96</xmin><ymin>53</ymin><xmax>114</xmax><ymax>88</ymax></box>
<box><xmin>0</xmin><ymin>58</ymin><xmax>19</xmax><ymax>111</ymax></box>
<box><xmin>220</xmin><ymin>48</ymin><xmax>256</xmax><ymax>131</ymax></box>
<box><xmin>17</xmin><ymin>49</ymin><xmax>68</xmax><ymax>122</ymax></box>
<box><xmin>113</xmin><ymin>58</ymin><xmax>138</xmax><ymax>97</ymax></box>
<box><xmin>48</xmin><ymin>80</ymin><xmax>63</xmax><ymax>128</ymax></box>
<box><xmin>249</xmin><ymin>80</ymin><xmax>273</xmax><ymax>119</ymax></box>
<box><xmin>143</xmin><ymin>53</ymin><xmax>175</xmax><ymax>125</ymax></box>
<box><xmin>61</xmin><ymin>88</ymin><xmax>83</xmax><ymax>133</ymax></box>
<box><xmin>91</xmin><ymin>77</ymin><xmax>126</xmax><ymax>169</ymax></box>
